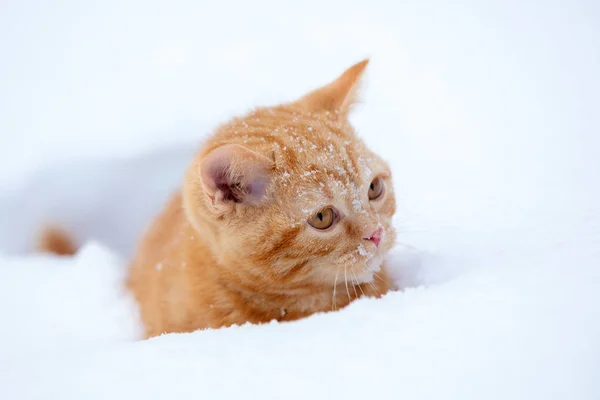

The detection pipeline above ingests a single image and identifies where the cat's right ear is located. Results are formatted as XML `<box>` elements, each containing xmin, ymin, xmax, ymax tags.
<box><xmin>292</xmin><ymin>58</ymin><xmax>369</xmax><ymax>119</ymax></box>
<box><xmin>199</xmin><ymin>144</ymin><xmax>272</xmax><ymax>210</ymax></box>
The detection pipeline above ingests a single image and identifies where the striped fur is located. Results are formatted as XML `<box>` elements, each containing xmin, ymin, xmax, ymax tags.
<box><xmin>127</xmin><ymin>59</ymin><xmax>398</xmax><ymax>338</ymax></box>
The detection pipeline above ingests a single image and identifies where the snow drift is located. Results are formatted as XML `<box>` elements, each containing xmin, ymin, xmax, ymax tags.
<box><xmin>1</xmin><ymin>1</ymin><xmax>599</xmax><ymax>399</ymax></box>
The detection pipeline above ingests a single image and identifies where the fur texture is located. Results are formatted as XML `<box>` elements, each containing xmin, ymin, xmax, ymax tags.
<box><xmin>38</xmin><ymin>227</ymin><xmax>78</xmax><ymax>256</ymax></box>
<box><xmin>42</xmin><ymin>59</ymin><xmax>398</xmax><ymax>338</ymax></box>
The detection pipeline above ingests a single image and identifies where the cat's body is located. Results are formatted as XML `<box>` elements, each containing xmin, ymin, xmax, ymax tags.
<box><xmin>128</xmin><ymin>191</ymin><xmax>391</xmax><ymax>337</ymax></box>
<box><xmin>42</xmin><ymin>60</ymin><xmax>398</xmax><ymax>338</ymax></box>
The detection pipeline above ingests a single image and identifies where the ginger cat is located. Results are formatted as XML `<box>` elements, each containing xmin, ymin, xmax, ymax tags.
<box><xmin>42</xmin><ymin>59</ymin><xmax>398</xmax><ymax>338</ymax></box>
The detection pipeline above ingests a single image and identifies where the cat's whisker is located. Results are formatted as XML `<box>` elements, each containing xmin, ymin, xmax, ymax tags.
<box><xmin>357</xmin><ymin>282</ymin><xmax>366</xmax><ymax>297</ymax></box>
<box><xmin>350</xmin><ymin>268</ymin><xmax>364</xmax><ymax>298</ymax></box>
<box><xmin>332</xmin><ymin>264</ymin><xmax>341</xmax><ymax>311</ymax></box>
<box><xmin>344</xmin><ymin>265</ymin><xmax>351</xmax><ymax>301</ymax></box>
<box><xmin>367</xmin><ymin>281</ymin><xmax>380</xmax><ymax>297</ymax></box>
<box><xmin>349</xmin><ymin>269</ymin><xmax>359</xmax><ymax>299</ymax></box>
<box><xmin>373</xmin><ymin>271</ymin><xmax>388</xmax><ymax>289</ymax></box>
<box><xmin>363</xmin><ymin>268</ymin><xmax>380</xmax><ymax>296</ymax></box>
<box><xmin>394</xmin><ymin>241</ymin><xmax>421</xmax><ymax>252</ymax></box>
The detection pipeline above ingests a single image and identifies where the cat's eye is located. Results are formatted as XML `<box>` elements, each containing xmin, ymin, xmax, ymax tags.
<box><xmin>308</xmin><ymin>207</ymin><xmax>336</xmax><ymax>230</ymax></box>
<box><xmin>368</xmin><ymin>177</ymin><xmax>384</xmax><ymax>200</ymax></box>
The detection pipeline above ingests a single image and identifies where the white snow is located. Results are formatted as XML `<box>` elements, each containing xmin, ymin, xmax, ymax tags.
<box><xmin>1</xmin><ymin>1</ymin><xmax>599</xmax><ymax>399</ymax></box>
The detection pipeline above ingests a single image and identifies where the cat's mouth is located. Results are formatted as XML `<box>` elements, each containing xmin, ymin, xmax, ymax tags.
<box><xmin>331</xmin><ymin>226</ymin><xmax>392</xmax><ymax>284</ymax></box>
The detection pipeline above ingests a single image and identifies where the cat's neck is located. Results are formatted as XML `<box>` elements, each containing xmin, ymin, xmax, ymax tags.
<box><xmin>207</xmin><ymin>253</ymin><xmax>385</xmax><ymax>324</ymax></box>
<box><xmin>220</xmin><ymin>274</ymin><xmax>350</xmax><ymax>317</ymax></box>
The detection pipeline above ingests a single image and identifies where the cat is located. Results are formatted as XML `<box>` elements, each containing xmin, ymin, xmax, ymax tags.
<box><xmin>40</xmin><ymin>59</ymin><xmax>397</xmax><ymax>338</ymax></box>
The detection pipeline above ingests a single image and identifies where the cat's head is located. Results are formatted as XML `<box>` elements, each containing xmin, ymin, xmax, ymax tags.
<box><xmin>184</xmin><ymin>59</ymin><xmax>396</xmax><ymax>289</ymax></box>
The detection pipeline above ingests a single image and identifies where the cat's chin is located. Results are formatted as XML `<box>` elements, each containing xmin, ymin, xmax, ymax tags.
<box><xmin>352</xmin><ymin>255</ymin><xmax>383</xmax><ymax>284</ymax></box>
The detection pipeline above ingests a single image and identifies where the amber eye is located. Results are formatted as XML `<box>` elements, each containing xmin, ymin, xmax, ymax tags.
<box><xmin>308</xmin><ymin>207</ymin><xmax>336</xmax><ymax>230</ymax></box>
<box><xmin>368</xmin><ymin>177</ymin><xmax>384</xmax><ymax>200</ymax></box>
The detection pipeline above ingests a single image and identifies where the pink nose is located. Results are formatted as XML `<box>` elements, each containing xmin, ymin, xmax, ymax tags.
<box><xmin>364</xmin><ymin>228</ymin><xmax>383</xmax><ymax>248</ymax></box>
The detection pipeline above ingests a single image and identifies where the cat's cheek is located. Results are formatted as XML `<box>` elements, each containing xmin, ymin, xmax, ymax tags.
<box><xmin>376</xmin><ymin>199</ymin><xmax>395</xmax><ymax>218</ymax></box>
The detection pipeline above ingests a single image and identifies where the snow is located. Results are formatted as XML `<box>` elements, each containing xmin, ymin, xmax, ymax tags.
<box><xmin>1</xmin><ymin>1</ymin><xmax>599</xmax><ymax>399</ymax></box>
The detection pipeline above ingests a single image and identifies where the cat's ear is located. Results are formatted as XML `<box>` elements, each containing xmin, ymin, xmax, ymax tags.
<box><xmin>293</xmin><ymin>58</ymin><xmax>369</xmax><ymax>118</ymax></box>
<box><xmin>200</xmin><ymin>144</ymin><xmax>272</xmax><ymax>208</ymax></box>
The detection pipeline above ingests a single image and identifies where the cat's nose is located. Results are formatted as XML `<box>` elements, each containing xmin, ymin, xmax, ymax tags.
<box><xmin>363</xmin><ymin>227</ymin><xmax>383</xmax><ymax>248</ymax></box>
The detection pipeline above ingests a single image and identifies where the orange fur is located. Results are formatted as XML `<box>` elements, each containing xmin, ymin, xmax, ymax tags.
<box><xmin>42</xmin><ymin>59</ymin><xmax>398</xmax><ymax>338</ymax></box>
<box><xmin>37</xmin><ymin>227</ymin><xmax>78</xmax><ymax>256</ymax></box>
<box><xmin>127</xmin><ymin>59</ymin><xmax>398</xmax><ymax>338</ymax></box>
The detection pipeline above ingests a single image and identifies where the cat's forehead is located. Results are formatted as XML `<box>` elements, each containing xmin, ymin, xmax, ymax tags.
<box><xmin>273</xmin><ymin>129</ymin><xmax>372</xmax><ymax>176</ymax></box>
<box><xmin>272</xmin><ymin>127</ymin><xmax>386</xmax><ymax>212</ymax></box>
<box><xmin>227</xmin><ymin>107</ymin><xmax>388</xmax><ymax>193</ymax></box>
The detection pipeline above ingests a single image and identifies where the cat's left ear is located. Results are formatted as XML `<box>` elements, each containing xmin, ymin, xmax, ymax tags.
<box><xmin>292</xmin><ymin>58</ymin><xmax>369</xmax><ymax>118</ymax></box>
<box><xmin>199</xmin><ymin>144</ymin><xmax>272</xmax><ymax>209</ymax></box>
